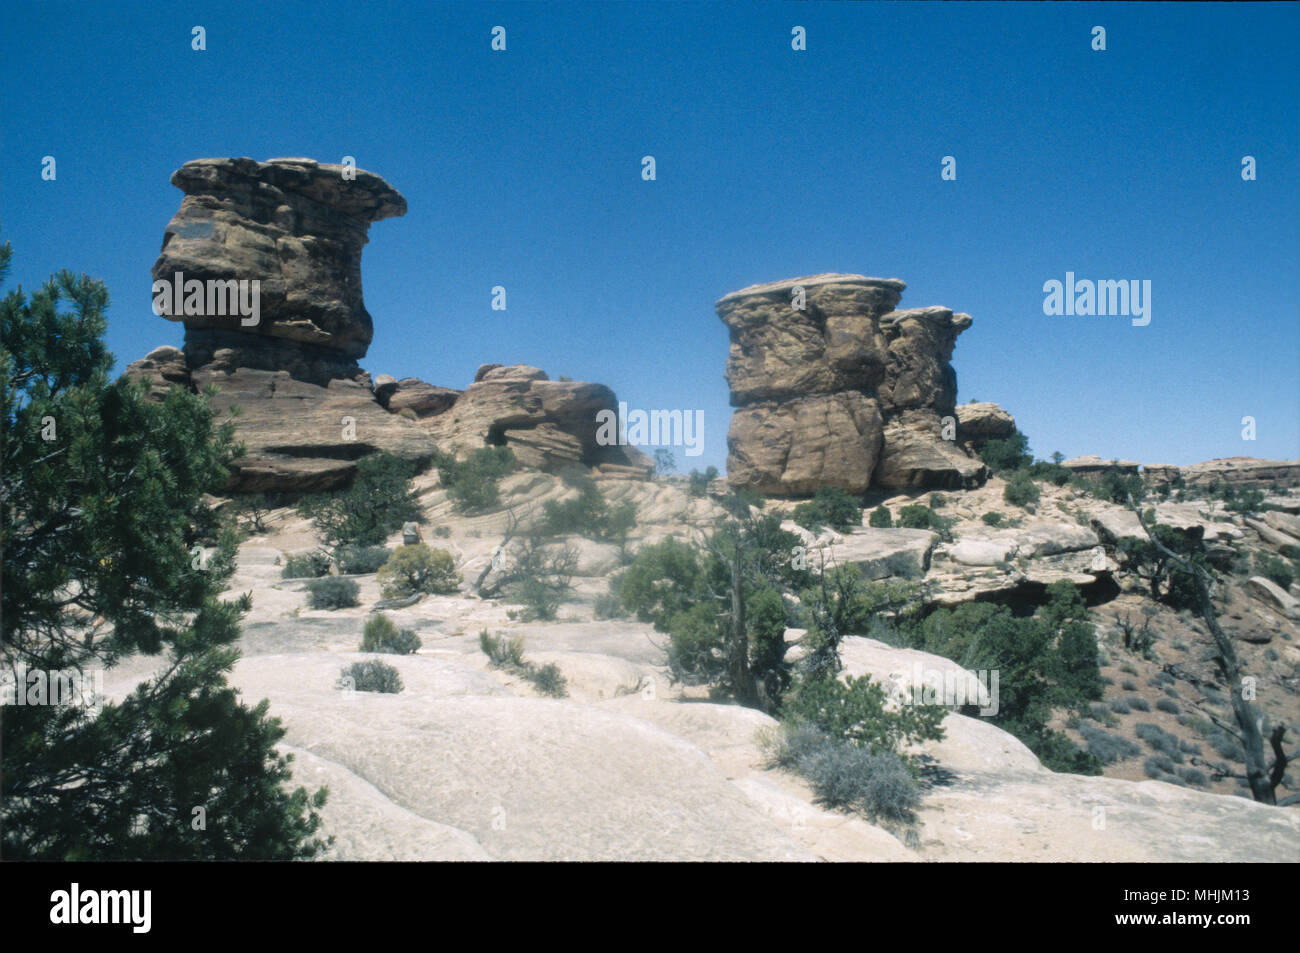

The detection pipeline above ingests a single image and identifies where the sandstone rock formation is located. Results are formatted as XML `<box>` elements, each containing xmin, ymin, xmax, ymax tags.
<box><xmin>1142</xmin><ymin>457</ymin><xmax>1300</xmax><ymax>491</ymax></box>
<box><xmin>422</xmin><ymin>364</ymin><xmax>651</xmax><ymax>477</ymax></box>
<box><xmin>1061</xmin><ymin>455</ymin><xmax>1140</xmax><ymax>476</ymax></box>
<box><xmin>127</xmin><ymin>158</ymin><xmax>436</xmax><ymax>492</ymax></box>
<box><xmin>955</xmin><ymin>401</ymin><xmax>1016</xmax><ymax>451</ymax></box>
<box><xmin>718</xmin><ymin>274</ymin><xmax>987</xmax><ymax>495</ymax></box>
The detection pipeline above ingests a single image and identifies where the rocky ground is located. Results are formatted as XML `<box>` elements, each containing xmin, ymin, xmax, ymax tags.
<box><xmin>100</xmin><ymin>469</ymin><xmax>1300</xmax><ymax>861</ymax></box>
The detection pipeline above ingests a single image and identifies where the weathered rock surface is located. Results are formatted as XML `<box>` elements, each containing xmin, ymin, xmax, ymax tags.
<box><xmin>152</xmin><ymin>157</ymin><xmax>404</xmax><ymax>359</ymax></box>
<box><xmin>425</xmin><ymin>364</ymin><xmax>650</xmax><ymax>475</ymax></box>
<box><xmin>717</xmin><ymin>274</ymin><xmax>986</xmax><ymax>495</ymax></box>
<box><xmin>955</xmin><ymin>401</ymin><xmax>1016</xmax><ymax>449</ymax></box>
<box><xmin>1143</xmin><ymin>457</ymin><xmax>1300</xmax><ymax>490</ymax></box>
<box><xmin>1246</xmin><ymin>576</ymin><xmax>1300</xmax><ymax>619</ymax></box>
<box><xmin>1061</xmin><ymin>455</ymin><xmax>1140</xmax><ymax>476</ymax></box>
<box><xmin>378</xmin><ymin>377</ymin><xmax>461</xmax><ymax>418</ymax></box>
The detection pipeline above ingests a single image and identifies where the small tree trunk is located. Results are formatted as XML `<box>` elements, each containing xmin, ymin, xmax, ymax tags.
<box><xmin>728</xmin><ymin>549</ymin><xmax>757</xmax><ymax>706</ymax></box>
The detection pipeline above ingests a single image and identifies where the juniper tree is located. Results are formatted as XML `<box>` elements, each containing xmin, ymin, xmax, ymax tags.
<box><xmin>0</xmin><ymin>244</ymin><xmax>328</xmax><ymax>858</ymax></box>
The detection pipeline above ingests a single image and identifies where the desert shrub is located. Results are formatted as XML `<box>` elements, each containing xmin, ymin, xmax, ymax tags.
<box><xmin>1143</xmin><ymin>754</ymin><xmax>1175</xmax><ymax>778</ymax></box>
<box><xmin>377</xmin><ymin>544</ymin><xmax>461</xmax><ymax>598</ymax></box>
<box><xmin>306</xmin><ymin>576</ymin><xmax>360</xmax><ymax>610</ymax></box>
<box><xmin>1210</xmin><ymin>732</ymin><xmax>1241</xmax><ymax>760</ymax></box>
<box><xmin>1279</xmin><ymin>543</ymin><xmax>1300</xmax><ymax>561</ymax></box>
<box><xmin>498</xmin><ymin>537</ymin><xmax>577</xmax><ymax>621</ymax></box>
<box><xmin>1076</xmin><ymin>723</ymin><xmax>1142</xmax><ymax>764</ymax></box>
<box><xmin>1121</xmin><ymin>679</ymin><xmax>1137</xmax><ymax>692</ymax></box>
<box><xmin>1155</xmin><ymin>697</ymin><xmax>1180</xmax><ymax>715</ymax></box>
<box><xmin>868</xmin><ymin>505</ymin><xmax>893</xmax><ymax>528</ymax></box>
<box><xmin>687</xmin><ymin>466</ymin><xmax>718</xmax><ymax>497</ymax></box>
<box><xmin>478</xmin><ymin>631</ymin><xmax>567</xmax><ymax>697</ymax></box>
<box><xmin>531</xmin><ymin>663</ymin><xmax>568</xmax><ymax>698</ymax></box>
<box><xmin>720</xmin><ymin>488</ymin><xmax>765</xmax><ymax>518</ymax></box>
<box><xmin>593</xmin><ymin>589</ymin><xmax>628</xmax><ymax>620</ymax></box>
<box><xmin>1256</xmin><ymin>553</ymin><xmax>1295</xmax><ymax>591</ymax></box>
<box><xmin>1080</xmin><ymin>466</ymin><xmax>1146</xmax><ymax>505</ymax></box>
<box><xmin>981</xmin><ymin>511</ymin><xmax>1004</xmax><ymax>527</ymax></box>
<box><xmin>1177</xmin><ymin>738</ymin><xmax>1201</xmax><ymax>756</ymax></box>
<box><xmin>1135</xmin><ymin>722</ymin><xmax>1183</xmax><ymax>761</ymax></box>
<box><xmin>1003</xmin><ymin>471</ymin><xmax>1040</xmax><ymax>508</ymax></box>
<box><xmin>296</xmin><ymin>451</ymin><xmax>422</xmax><ymax>547</ymax></box>
<box><xmin>897</xmin><ymin>504</ymin><xmax>953</xmax><ymax>538</ymax></box>
<box><xmin>338</xmin><ymin>660</ymin><xmax>402</xmax><ymax>694</ymax></box>
<box><xmin>1128</xmin><ymin>696</ymin><xmax>1151</xmax><ymax>712</ymax></box>
<box><xmin>360</xmin><ymin>613</ymin><xmax>421</xmax><ymax>655</ymax></box>
<box><xmin>977</xmin><ymin>432</ymin><xmax>1032</xmax><ymax>473</ymax></box>
<box><xmin>783</xmin><ymin>675</ymin><xmax>946</xmax><ymax>755</ymax></box>
<box><xmin>1108</xmin><ymin>698</ymin><xmax>1131</xmax><ymax>715</ymax></box>
<box><xmin>437</xmin><ymin>446</ymin><xmax>515</xmax><ymax>512</ymax></box>
<box><xmin>761</xmin><ymin>725</ymin><xmax>922</xmax><ymax>824</ymax></box>
<box><xmin>479</xmin><ymin>630</ymin><xmax>526</xmax><ymax>669</ymax></box>
<box><xmin>334</xmin><ymin>544</ymin><xmax>391</xmax><ymax>575</ymax></box>
<box><xmin>929</xmin><ymin>493</ymin><xmax>947</xmax><ymax>509</ymax></box>
<box><xmin>538</xmin><ymin>479</ymin><xmax>637</xmax><ymax>540</ymax></box>
<box><xmin>652</xmin><ymin>449</ymin><xmax>676</xmax><ymax>478</ymax></box>
<box><xmin>793</xmin><ymin>487</ymin><xmax>863</xmax><ymax>533</ymax></box>
<box><xmin>282</xmin><ymin>551</ymin><xmax>332</xmax><ymax>578</ymax></box>
<box><xmin>1088</xmin><ymin>703</ymin><xmax>1118</xmax><ymax>726</ymax></box>
<box><xmin>1179</xmin><ymin>766</ymin><xmax>1209</xmax><ymax>787</ymax></box>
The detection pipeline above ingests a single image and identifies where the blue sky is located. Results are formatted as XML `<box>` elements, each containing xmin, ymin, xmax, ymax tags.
<box><xmin>3</xmin><ymin>1</ymin><xmax>1297</xmax><ymax>473</ymax></box>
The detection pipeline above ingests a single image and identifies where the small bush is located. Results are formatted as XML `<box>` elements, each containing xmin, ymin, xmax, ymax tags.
<box><xmin>687</xmin><ymin>466</ymin><xmax>719</xmax><ymax>497</ymax></box>
<box><xmin>537</xmin><ymin>480</ymin><xmax>637</xmax><ymax>540</ymax></box>
<box><xmin>1155</xmin><ymin>698</ymin><xmax>1180</xmax><ymax>715</ymax></box>
<box><xmin>763</xmin><ymin>726</ymin><xmax>921</xmax><ymax>824</ymax></box>
<box><xmin>792</xmin><ymin>487</ymin><xmax>863</xmax><ymax>533</ymax></box>
<box><xmin>438</xmin><ymin>446</ymin><xmax>515</xmax><ymax>512</ymax></box>
<box><xmin>1143</xmin><ymin>754</ymin><xmax>1175</xmax><ymax>778</ymax></box>
<box><xmin>1128</xmin><ymin>696</ymin><xmax>1151</xmax><ymax>712</ymax></box>
<box><xmin>334</xmin><ymin>544</ymin><xmax>391</xmax><ymax>574</ymax></box>
<box><xmin>1003</xmin><ymin>471</ymin><xmax>1041</xmax><ymax>508</ymax></box>
<box><xmin>361</xmin><ymin>613</ymin><xmax>422</xmax><ymax>655</ymax></box>
<box><xmin>1178</xmin><ymin>767</ymin><xmax>1209</xmax><ymax>787</ymax></box>
<box><xmin>593</xmin><ymin>589</ymin><xmax>628</xmax><ymax>620</ymax></box>
<box><xmin>1076</xmin><ymin>723</ymin><xmax>1142</xmax><ymax>764</ymax></box>
<box><xmin>1211</xmin><ymin>732</ymin><xmax>1241</xmax><ymax>760</ymax></box>
<box><xmin>1108</xmin><ymin>698</ymin><xmax>1131</xmax><ymax>715</ymax></box>
<box><xmin>377</xmin><ymin>544</ymin><xmax>461</xmax><ymax>598</ymax></box>
<box><xmin>981</xmin><ymin>511</ymin><xmax>1004</xmax><ymax>527</ymax></box>
<box><xmin>339</xmin><ymin>659</ymin><xmax>403</xmax><ymax>694</ymax></box>
<box><xmin>897</xmin><ymin>504</ymin><xmax>953</xmax><ymax>538</ymax></box>
<box><xmin>296</xmin><ymin>451</ymin><xmax>422</xmax><ymax>547</ymax></box>
<box><xmin>531</xmin><ymin>663</ymin><xmax>568</xmax><ymax>698</ymax></box>
<box><xmin>306</xmin><ymin>576</ymin><xmax>360</xmax><ymax>610</ymax></box>
<box><xmin>1256</xmin><ymin>553</ymin><xmax>1295</xmax><ymax>591</ymax></box>
<box><xmin>868</xmin><ymin>505</ymin><xmax>893</xmax><ymax>528</ymax></box>
<box><xmin>1121</xmin><ymin>679</ymin><xmax>1138</xmax><ymax>692</ymax></box>
<box><xmin>977</xmin><ymin>432</ymin><xmax>1032</xmax><ymax>473</ymax></box>
<box><xmin>1135</xmin><ymin>722</ymin><xmax>1183</xmax><ymax>761</ymax></box>
<box><xmin>282</xmin><ymin>551</ymin><xmax>332</xmax><ymax>578</ymax></box>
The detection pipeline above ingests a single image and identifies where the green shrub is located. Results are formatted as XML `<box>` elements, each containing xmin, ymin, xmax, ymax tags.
<box><xmin>783</xmin><ymin>675</ymin><xmax>946</xmax><ymax>756</ymax></box>
<box><xmin>1128</xmin><ymin>696</ymin><xmax>1151</xmax><ymax>712</ymax></box>
<box><xmin>296</xmin><ymin>452</ymin><xmax>421</xmax><ymax>547</ymax></box>
<box><xmin>334</xmin><ymin>545</ymin><xmax>391</xmax><ymax>574</ymax></box>
<box><xmin>687</xmin><ymin>466</ymin><xmax>719</xmax><ymax>497</ymax></box>
<box><xmin>437</xmin><ymin>446</ymin><xmax>515</xmax><ymax>512</ymax></box>
<box><xmin>537</xmin><ymin>479</ymin><xmax>637</xmax><ymax>540</ymax></box>
<box><xmin>1108</xmin><ymin>698</ymin><xmax>1130</xmax><ymax>714</ymax></box>
<box><xmin>361</xmin><ymin>613</ymin><xmax>422</xmax><ymax>655</ymax></box>
<box><xmin>531</xmin><ymin>663</ymin><xmax>568</xmax><ymax>698</ymax></box>
<box><xmin>897</xmin><ymin>504</ymin><xmax>953</xmax><ymax>538</ymax></box>
<box><xmin>761</xmin><ymin>725</ymin><xmax>922</xmax><ymax>824</ymax></box>
<box><xmin>1155</xmin><ymin>697</ymin><xmax>1180</xmax><ymax>715</ymax></box>
<box><xmin>1080</xmin><ymin>466</ymin><xmax>1145</xmax><ymax>505</ymax></box>
<box><xmin>868</xmin><ymin>505</ymin><xmax>893</xmax><ymax>528</ymax></box>
<box><xmin>282</xmin><ymin>551</ymin><xmax>332</xmax><ymax>578</ymax></box>
<box><xmin>1178</xmin><ymin>766</ymin><xmax>1209</xmax><ymax>787</ymax></box>
<box><xmin>981</xmin><ymin>511</ymin><xmax>1004</xmax><ymax>527</ymax></box>
<box><xmin>376</xmin><ymin>544</ymin><xmax>461</xmax><ymax>598</ymax></box>
<box><xmin>792</xmin><ymin>487</ymin><xmax>863</xmax><ymax>533</ymax></box>
<box><xmin>1075</xmin><ymin>724</ymin><xmax>1141</xmax><ymax>764</ymax></box>
<box><xmin>978</xmin><ymin>432</ymin><xmax>1032</xmax><ymax>473</ymax></box>
<box><xmin>1135</xmin><ymin>722</ymin><xmax>1183</xmax><ymax>761</ymax></box>
<box><xmin>1143</xmin><ymin>754</ymin><xmax>1175</xmax><ymax>778</ymax></box>
<box><xmin>1003</xmin><ymin>471</ymin><xmax>1040</xmax><ymax>508</ymax></box>
<box><xmin>338</xmin><ymin>660</ymin><xmax>403</xmax><ymax>694</ymax></box>
<box><xmin>1256</xmin><ymin>553</ymin><xmax>1294</xmax><ymax>591</ymax></box>
<box><xmin>305</xmin><ymin>576</ymin><xmax>360</xmax><ymax>610</ymax></box>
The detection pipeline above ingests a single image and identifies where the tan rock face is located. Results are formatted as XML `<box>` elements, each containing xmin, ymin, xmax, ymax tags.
<box><xmin>955</xmin><ymin>401</ymin><xmax>1016</xmax><ymax>443</ymax></box>
<box><xmin>1142</xmin><ymin>457</ymin><xmax>1300</xmax><ymax>491</ymax></box>
<box><xmin>152</xmin><ymin>157</ymin><xmax>405</xmax><ymax>360</ymax></box>
<box><xmin>426</xmin><ymin>364</ymin><xmax>650</xmax><ymax>475</ymax></box>
<box><xmin>718</xmin><ymin>274</ymin><xmax>986</xmax><ymax>496</ymax></box>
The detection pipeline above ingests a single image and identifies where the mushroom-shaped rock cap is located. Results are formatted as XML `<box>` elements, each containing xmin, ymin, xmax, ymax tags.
<box><xmin>717</xmin><ymin>273</ymin><xmax>906</xmax><ymax>308</ymax></box>
<box><xmin>171</xmin><ymin>157</ymin><xmax>407</xmax><ymax>222</ymax></box>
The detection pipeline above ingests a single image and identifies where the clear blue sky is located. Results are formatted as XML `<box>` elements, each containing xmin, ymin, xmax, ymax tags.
<box><xmin>4</xmin><ymin>1</ymin><xmax>1297</xmax><ymax>473</ymax></box>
